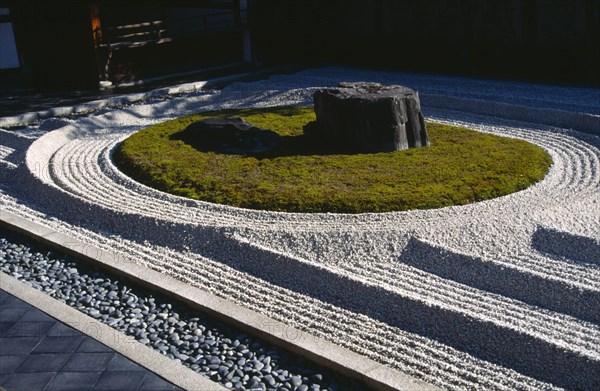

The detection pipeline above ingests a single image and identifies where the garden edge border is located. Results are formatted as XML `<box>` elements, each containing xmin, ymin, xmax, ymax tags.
<box><xmin>0</xmin><ymin>209</ymin><xmax>441</xmax><ymax>391</ymax></box>
<box><xmin>0</xmin><ymin>270</ymin><xmax>226</xmax><ymax>391</ymax></box>
<box><xmin>0</xmin><ymin>68</ymin><xmax>598</xmax><ymax>136</ymax></box>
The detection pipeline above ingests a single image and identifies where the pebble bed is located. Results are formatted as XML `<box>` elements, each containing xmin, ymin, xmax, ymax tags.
<box><xmin>1</xmin><ymin>67</ymin><xmax>599</xmax><ymax>390</ymax></box>
<box><xmin>0</xmin><ymin>229</ymin><xmax>365</xmax><ymax>391</ymax></box>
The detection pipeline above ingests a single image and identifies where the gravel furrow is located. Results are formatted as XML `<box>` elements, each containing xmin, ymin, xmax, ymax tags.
<box><xmin>2</xmin><ymin>67</ymin><xmax>599</xmax><ymax>390</ymax></box>
<box><xmin>0</xmin><ymin>196</ymin><xmax>559</xmax><ymax>391</ymax></box>
<box><xmin>44</xmin><ymin>135</ymin><xmax>600</xmax><ymax>347</ymax></box>
<box><xmin>339</xmin><ymin>260</ymin><xmax>600</xmax><ymax>352</ymax></box>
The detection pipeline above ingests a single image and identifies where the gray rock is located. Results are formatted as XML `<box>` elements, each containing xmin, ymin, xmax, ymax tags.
<box><xmin>254</xmin><ymin>360</ymin><xmax>265</xmax><ymax>371</ymax></box>
<box><xmin>0</xmin><ymin>233</ymin><xmax>356</xmax><ymax>391</ymax></box>
<box><xmin>207</xmin><ymin>356</ymin><xmax>221</xmax><ymax>365</ymax></box>
<box><xmin>313</xmin><ymin>82</ymin><xmax>429</xmax><ymax>152</ymax></box>
<box><xmin>172</xmin><ymin>117</ymin><xmax>282</xmax><ymax>155</ymax></box>
<box><xmin>248</xmin><ymin>380</ymin><xmax>261</xmax><ymax>390</ymax></box>
<box><xmin>264</xmin><ymin>374</ymin><xmax>276</xmax><ymax>386</ymax></box>
<box><xmin>291</xmin><ymin>375</ymin><xmax>302</xmax><ymax>387</ymax></box>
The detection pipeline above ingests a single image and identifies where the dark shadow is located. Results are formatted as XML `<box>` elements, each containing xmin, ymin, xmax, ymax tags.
<box><xmin>398</xmin><ymin>237</ymin><xmax>600</xmax><ymax>324</ymax></box>
<box><xmin>531</xmin><ymin>227</ymin><xmax>600</xmax><ymax>267</ymax></box>
<box><xmin>169</xmin><ymin>116</ymin><xmax>283</xmax><ymax>156</ymax></box>
<box><xmin>170</xmin><ymin>120</ymin><xmax>381</xmax><ymax>158</ymax></box>
<box><xmin>9</xmin><ymin>164</ymin><xmax>600</xmax><ymax>390</ymax></box>
<box><xmin>257</xmin><ymin>121</ymin><xmax>367</xmax><ymax>157</ymax></box>
<box><xmin>202</xmin><ymin>236</ymin><xmax>600</xmax><ymax>390</ymax></box>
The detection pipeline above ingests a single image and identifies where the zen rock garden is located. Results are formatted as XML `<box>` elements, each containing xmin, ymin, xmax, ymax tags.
<box><xmin>2</xmin><ymin>66</ymin><xmax>598</xmax><ymax>391</ymax></box>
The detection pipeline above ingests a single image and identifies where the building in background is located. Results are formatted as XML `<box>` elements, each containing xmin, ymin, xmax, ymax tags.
<box><xmin>250</xmin><ymin>0</ymin><xmax>599</xmax><ymax>86</ymax></box>
<box><xmin>90</xmin><ymin>0</ymin><xmax>252</xmax><ymax>86</ymax></box>
<box><xmin>5</xmin><ymin>0</ymin><xmax>253</xmax><ymax>90</ymax></box>
<box><xmin>2</xmin><ymin>0</ymin><xmax>598</xmax><ymax>90</ymax></box>
<box><xmin>0</xmin><ymin>7</ymin><xmax>19</xmax><ymax>70</ymax></box>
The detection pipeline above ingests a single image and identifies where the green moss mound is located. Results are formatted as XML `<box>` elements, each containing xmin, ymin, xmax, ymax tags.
<box><xmin>114</xmin><ymin>106</ymin><xmax>552</xmax><ymax>213</ymax></box>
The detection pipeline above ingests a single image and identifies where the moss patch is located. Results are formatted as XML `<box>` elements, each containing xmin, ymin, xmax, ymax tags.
<box><xmin>114</xmin><ymin>106</ymin><xmax>552</xmax><ymax>213</ymax></box>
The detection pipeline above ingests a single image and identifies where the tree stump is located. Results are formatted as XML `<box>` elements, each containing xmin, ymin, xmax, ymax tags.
<box><xmin>313</xmin><ymin>82</ymin><xmax>429</xmax><ymax>152</ymax></box>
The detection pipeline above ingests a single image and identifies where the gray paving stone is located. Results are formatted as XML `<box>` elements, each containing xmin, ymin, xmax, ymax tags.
<box><xmin>61</xmin><ymin>352</ymin><xmax>115</xmax><ymax>372</ymax></box>
<box><xmin>140</xmin><ymin>372</ymin><xmax>184</xmax><ymax>390</ymax></box>
<box><xmin>20</xmin><ymin>308</ymin><xmax>55</xmax><ymax>322</ymax></box>
<box><xmin>0</xmin><ymin>307</ymin><xmax>29</xmax><ymax>322</ymax></box>
<box><xmin>93</xmin><ymin>370</ymin><xmax>148</xmax><ymax>390</ymax></box>
<box><xmin>3</xmin><ymin>321</ymin><xmax>55</xmax><ymax>338</ymax></box>
<box><xmin>31</xmin><ymin>335</ymin><xmax>85</xmax><ymax>354</ymax></box>
<box><xmin>47</xmin><ymin>322</ymin><xmax>83</xmax><ymax>338</ymax></box>
<box><xmin>1</xmin><ymin>371</ymin><xmax>56</xmax><ymax>390</ymax></box>
<box><xmin>0</xmin><ymin>296</ymin><xmax>32</xmax><ymax>309</ymax></box>
<box><xmin>45</xmin><ymin>371</ymin><xmax>102</xmax><ymax>391</ymax></box>
<box><xmin>14</xmin><ymin>353</ymin><xmax>70</xmax><ymax>373</ymax></box>
<box><xmin>0</xmin><ymin>322</ymin><xmax>16</xmax><ymax>337</ymax></box>
<box><xmin>0</xmin><ymin>354</ymin><xmax>28</xmax><ymax>374</ymax></box>
<box><xmin>0</xmin><ymin>290</ymin><xmax>184</xmax><ymax>390</ymax></box>
<box><xmin>76</xmin><ymin>338</ymin><xmax>114</xmax><ymax>353</ymax></box>
<box><xmin>0</xmin><ymin>337</ymin><xmax>40</xmax><ymax>355</ymax></box>
<box><xmin>106</xmin><ymin>354</ymin><xmax>145</xmax><ymax>372</ymax></box>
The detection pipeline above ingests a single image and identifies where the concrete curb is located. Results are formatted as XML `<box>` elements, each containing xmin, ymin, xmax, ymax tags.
<box><xmin>420</xmin><ymin>93</ymin><xmax>600</xmax><ymax>136</ymax></box>
<box><xmin>0</xmin><ymin>71</ymin><xmax>253</xmax><ymax>129</ymax></box>
<box><xmin>2</xmin><ymin>66</ymin><xmax>597</xmax><ymax>139</ymax></box>
<box><xmin>0</xmin><ymin>273</ymin><xmax>226</xmax><ymax>391</ymax></box>
<box><xmin>0</xmin><ymin>65</ymin><xmax>302</xmax><ymax>129</ymax></box>
<box><xmin>0</xmin><ymin>210</ymin><xmax>441</xmax><ymax>391</ymax></box>
<box><xmin>0</xmin><ymin>82</ymin><xmax>202</xmax><ymax>128</ymax></box>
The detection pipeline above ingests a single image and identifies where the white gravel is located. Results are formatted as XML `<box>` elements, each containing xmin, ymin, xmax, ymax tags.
<box><xmin>1</xmin><ymin>67</ymin><xmax>599</xmax><ymax>390</ymax></box>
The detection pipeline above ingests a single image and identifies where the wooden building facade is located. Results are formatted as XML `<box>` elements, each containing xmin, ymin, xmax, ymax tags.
<box><xmin>3</xmin><ymin>0</ymin><xmax>599</xmax><ymax>90</ymax></box>
<box><xmin>6</xmin><ymin>0</ymin><xmax>252</xmax><ymax>89</ymax></box>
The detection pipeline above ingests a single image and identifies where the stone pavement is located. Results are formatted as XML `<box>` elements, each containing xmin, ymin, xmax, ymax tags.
<box><xmin>0</xmin><ymin>289</ymin><xmax>181</xmax><ymax>391</ymax></box>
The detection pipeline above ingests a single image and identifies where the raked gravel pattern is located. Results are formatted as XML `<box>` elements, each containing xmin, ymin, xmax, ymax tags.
<box><xmin>1</xmin><ymin>67</ymin><xmax>599</xmax><ymax>390</ymax></box>
<box><xmin>0</xmin><ymin>231</ymin><xmax>364</xmax><ymax>391</ymax></box>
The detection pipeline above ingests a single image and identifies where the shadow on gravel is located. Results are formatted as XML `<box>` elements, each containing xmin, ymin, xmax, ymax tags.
<box><xmin>170</xmin><ymin>121</ymin><xmax>361</xmax><ymax>158</ymax></box>
<box><xmin>397</xmin><ymin>237</ymin><xmax>600</xmax><ymax>324</ymax></box>
<box><xmin>10</xmin><ymin>167</ymin><xmax>600</xmax><ymax>390</ymax></box>
<box><xmin>531</xmin><ymin>227</ymin><xmax>600</xmax><ymax>266</ymax></box>
<box><xmin>213</xmin><ymin>236</ymin><xmax>600</xmax><ymax>390</ymax></box>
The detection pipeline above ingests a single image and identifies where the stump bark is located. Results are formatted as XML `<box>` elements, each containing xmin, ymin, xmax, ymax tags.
<box><xmin>313</xmin><ymin>82</ymin><xmax>429</xmax><ymax>152</ymax></box>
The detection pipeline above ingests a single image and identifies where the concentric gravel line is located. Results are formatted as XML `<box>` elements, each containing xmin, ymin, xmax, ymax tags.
<box><xmin>1</xmin><ymin>193</ymin><xmax>557</xmax><ymax>390</ymax></box>
<box><xmin>48</xmin><ymin>120</ymin><xmax>600</xmax><ymax>239</ymax></box>
<box><xmin>45</xmin><ymin>136</ymin><xmax>600</xmax><ymax>359</ymax></box>
<box><xmin>32</xmin><ymin>108</ymin><xmax>600</xmax><ymax>387</ymax></box>
<box><xmin>3</xmin><ymin>68</ymin><xmax>600</xmax><ymax>390</ymax></box>
<box><xmin>0</xmin><ymin>195</ymin><xmax>560</xmax><ymax>391</ymax></box>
